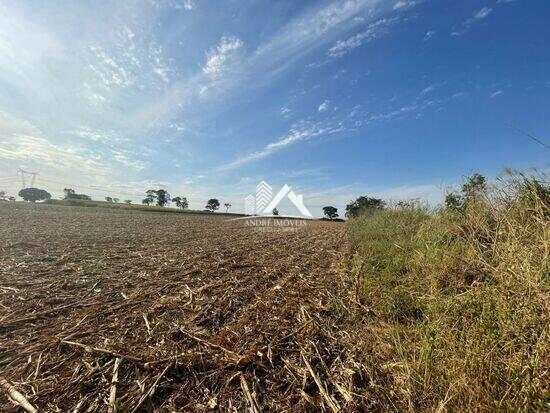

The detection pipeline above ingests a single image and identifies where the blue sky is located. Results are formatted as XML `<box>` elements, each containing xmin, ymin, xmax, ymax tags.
<box><xmin>0</xmin><ymin>0</ymin><xmax>548</xmax><ymax>215</ymax></box>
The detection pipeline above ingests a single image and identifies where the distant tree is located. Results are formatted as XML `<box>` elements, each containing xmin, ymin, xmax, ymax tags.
<box><xmin>462</xmin><ymin>173</ymin><xmax>487</xmax><ymax>202</ymax></box>
<box><xmin>105</xmin><ymin>197</ymin><xmax>113</xmax><ymax>203</ymax></box>
<box><xmin>18</xmin><ymin>188</ymin><xmax>51</xmax><ymax>203</ymax></box>
<box><xmin>272</xmin><ymin>208</ymin><xmax>279</xmax><ymax>216</ymax></box>
<box><xmin>445</xmin><ymin>173</ymin><xmax>488</xmax><ymax>212</ymax></box>
<box><xmin>144</xmin><ymin>190</ymin><xmax>156</xmax><ymax>206</ymax></box>
<box><xmin>0</xmin><ymin>191</ymin><xmax>6</xmax><ymax>201</ymax></box>
<box><xmin>345</xmin><ymin>196</ymin><xmax>385</xmax><ymax>218</ymax></box>
<box><xmin>224</xmin><ymin>202</ymin><xmax>232</xmax><ymax>213</ymax></box>
<box><xmin>172</xmin><ymin>196</ymin><xmax>189</xmax><ymax>209</ymax></box>
<box><xmin>64</xmin><ymin>188</ymin><xmax>75</xmax><ymax>198</ymax></box>
<box><xmin>322</xmin><ymin>206</ymin><xmax>339</xmax><ymax>220</ymax></box>
<box><xmin>145</xmin><ymin>189</ymin><xmax>170</xmax><ymax>207</ymax></box>
<box><xmin>8</xmin><ymin>196</ymin><xmax>16</xmax><ymax>202</ymax></box>
<box><xmin>113</xmin><ymin>198</ymin><xmax>120</xmax><ymax>203</ymax></box>
<box><xmin>64</xmin><ymin>188</ymin><xmax>91</xmax><ymax>201</ymax></box>
<box><xmin>205</xmin><ymin>198</ymin><xmax>220</xmax><ymax>212</ymax></box>
<box><xmin>124</xmin><ymin>200</ymin><xmax>132</xmax><ymax>204</ymax></box>
<box><xmin>154</xmin><ymin>190</ymin><xmax>170</xmax><ymax>207</ymax></box>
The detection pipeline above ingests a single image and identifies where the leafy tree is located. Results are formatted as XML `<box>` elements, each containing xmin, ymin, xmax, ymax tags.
<box><xmin>18</xmin><ymin>188</ymin><xmax>51</xmax><ymax>203</ymax></box>
<box><xmin>272</xmin><ymin>208</ymin><xmax>279</xmax><ymax>216</ymax></box>
<box><xmin>205</xmin><ymin>198</ymin><xmax>220</xmax><ymax>212</ymax></box>
<box><xmin>224</xmin><ymin>202</ymin><xmax>232</xmax><ymax>212</ymax></box>
<box><xmin>0</xmin><ymin>191</ymin><xmax>6</xmax><ymax>201</ymax></box>
<box><xmin>113</xmin><ymin>198</ymin><xmax>120</xmax><ymax>203</ymax></box>
<box><xmin>154</xmin><ymin>190</ymin><xmax>170</xmax><ymax>207</ymax></box>
<box><xmin>8</xmin><ymin>196</ymin><xmax>16</xmax><ymax>202</ymax></box>
<box><xmin>172</xmin><ymin>196</ymin><xmax>189</xmax><ymax>209</ymax></box>
<box><xmin>105</xmin><ymin>197</ymin><xmax>113</xmax><ymax>203</ymax></box>
<box><xmin>64</xmin><ymin>188</ymin><xmax>75</xmax><ymax>198</ymax></box>
<box><xmin>322</xmin><ymin>206</ymin><xmax>339</xmax><ymax>220</ymax></box>
<box><xmin>345</xmin><ymin>196</ymin><xmax>385</xmax><ymax>218</ymax></box>
<box><xmin>145</xmin><ymin>189</ymin><xmax>170</xmax><ymax>207</ymax></box>
<box><xmin>144</xmin><ymin>190</ymin><xmax>156</xmax><ymax>206</ymax></box>
<box><xmin>124</xmin><ymin>200</ymin><xmax>132</xmax><ymax>204</ymax></box>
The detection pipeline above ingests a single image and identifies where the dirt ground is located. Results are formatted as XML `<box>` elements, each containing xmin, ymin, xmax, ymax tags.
<box><xmin>0</xmin><ymin>203</ymin><xmax>366</xmax><ymax>412</ymax></box>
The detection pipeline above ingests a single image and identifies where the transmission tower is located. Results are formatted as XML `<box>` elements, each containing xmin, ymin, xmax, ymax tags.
<box><xmin>18</xmin><ymin>169</ymin><xmax>38</xmax><ymax>189</ymax></box>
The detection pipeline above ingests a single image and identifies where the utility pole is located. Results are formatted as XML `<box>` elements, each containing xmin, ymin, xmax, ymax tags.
<box><xmin>18</xmin><ymin>169</ymin><xmax>38</xmax><ymax>189</ymax></box>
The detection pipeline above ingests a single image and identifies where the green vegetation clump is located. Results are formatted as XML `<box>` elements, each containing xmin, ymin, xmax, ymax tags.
<box><xmin>18</xmin><ymin>187</ymin><xmax>51</xmax><ymax>202</ymax></box>
<box><xmin>348</xmin><ymin>173</ymin><xmax>549</xmax><ymax>411</ymax></box>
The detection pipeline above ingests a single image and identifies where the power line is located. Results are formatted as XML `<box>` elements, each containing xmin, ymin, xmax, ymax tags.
<box><xmin>38</xmin><ymin>176</ymin><xmax>144</xmax><ymax>197</ymax></box>
<box><xmin>508</xmin><ymin>124</ymin><xmax>550</xmax><ymax>152</ymax></box>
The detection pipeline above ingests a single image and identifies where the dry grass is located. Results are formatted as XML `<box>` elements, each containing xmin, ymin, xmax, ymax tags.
<box><xmin>349</xmin><ymin>173</ymin><xmax>549</xmax><ymax>411</ymax></box>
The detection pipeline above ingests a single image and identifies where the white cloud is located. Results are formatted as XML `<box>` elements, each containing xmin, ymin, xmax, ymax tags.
<box><xmin>490</xmin><ymin>90</ymin><xmax>503</xmax><ymax>98</ymax></box>
<box><xmin>280</xmin><ymin>106</ymin><xmax>291</xmax><ymax>117</ymax></box>
<box><xmin>128</xmin><ymin>0</ymin><xmax>392</xmax><ymax>127</ymax></box>
<box><xmin>0</xmin><ymin>113</ymin><xmax>111</xmax><ymax>177</ymax></box>
<box><xmin>472</xmin><ymin>7</ymin><xmax>492</xmax><ymax>21</ymax></box>
<box><xmin>202</xmin><ymin>36</ymin><xmax>244</xmax><ymax>78</ymax></box>
<box><xmin>420</xmin><ymin>85</ymin><xmax>435</xmax><ymax>95</ymax></box>
<box><xmin>420</xmin><ymin>82</ymin><xmax>443</xmax><ymax>96</ymax></box>
<box><xmin>423</xmin><ymin>30</ymin><xmax>435</xmax><ymax>41</ymax></box>
<box><xmin>250</xmin><ymin>0</ymin><xmax>388</xmax><ymax>74</ymax></box>
<box><xmin>182</xmin><ymin>0</ymin><xmax>195</xmax><ymax>10</ymax></box>
<box><xmin>72</xmin><ymin>127</ymin><xmax>111</xmax><ymax>142</ymax></box>
<box><xmin>318</xmin><ymin>100</ymin><xmax>331</xmax><ymax>112</ymax></box>
<box><xmin>327</xmin><ymin>17</ymin><xmax>397</xmax><ymax>58</ymax></box>
<box><xmin>393</xmin><ymin>1</ymin><xmax>416</xmax><ymax>10</ymax></box>
<box><xmin>452</xmin><ymin>7</ymin><xmax>493</xmax><ymax>36</ymax></box>
<box><xmin>111</xmin><ymin>150</ymin><xmax>147</xmax><ymax>170</ymax></box>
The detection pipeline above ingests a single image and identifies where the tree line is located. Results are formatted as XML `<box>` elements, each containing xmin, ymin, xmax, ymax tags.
<box><xmin>4</xmin><ymin>174</ymin><xmax>491</xmax><ymax>218</ymax></box>
<box><xmin>140</xmin><ymin>189</ymin><xmax>230</xmax><ymax>212</ymax></box>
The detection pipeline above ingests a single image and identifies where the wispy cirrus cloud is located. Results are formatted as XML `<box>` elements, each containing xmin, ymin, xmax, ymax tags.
<box><xmin>280</xmin><ymin>106</ymin><xmax>291</xmax><ymax>117</ymax></box>
<box><xmin>419</xmin><ymin>82</ymin><xmax>444</xmax><ymax>96</ymax></box>
<box><xmin>202</xmin><ymin>36</ymin><xmax>244</xmax><ymax>78</ymax></box>
<box><xmin>128</xmin><ymin>0</ymin><xmax>395</xmax><ymax>128</ymax></box>
<box><xmin>221</xmin><ymin>89</ymin><xmax>453</xmax><ymax>172</ymax></box>
<box><xmin>327</xmin><ymin>17</ymin><xmax>398</xmax><ymax>58</ymax></box>
<box><xmin>452</xmin><ymin>7</ymin><xmax>493</xmax><ymax>36</ymax></box>
<box><xmin>218</xmin><ymin>120</ymin><xmax>346</xmax><ymax>171</ymax></box>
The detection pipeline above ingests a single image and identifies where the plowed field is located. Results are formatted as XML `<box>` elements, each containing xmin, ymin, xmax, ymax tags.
<box><xmin>1</xmin><ymin>203</ymin><xmax>366</xmax><ymax>412</ymax></box>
